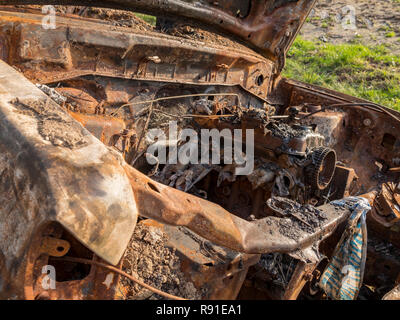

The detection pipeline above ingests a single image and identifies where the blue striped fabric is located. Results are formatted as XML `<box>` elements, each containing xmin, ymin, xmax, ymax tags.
<box><xmin>319</xmin><ymin>197</ymin><xmax>371</xmax><ymax>300</ymax></box>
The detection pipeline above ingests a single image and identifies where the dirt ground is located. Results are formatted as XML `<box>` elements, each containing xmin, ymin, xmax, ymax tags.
<box><xmin>299</xmin><ymin>0</ymin><xmax>400</xmax><ymax>53</ymax></box>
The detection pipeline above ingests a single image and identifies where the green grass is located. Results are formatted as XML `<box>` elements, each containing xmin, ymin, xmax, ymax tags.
<box><xmin>134</xmin><ymin>13</ymin><xmax>156</xmax><ymax>25</ymax></box>
<box><xmin>283</xmin><ymin>37</ymin><xmax>400</xmax><ymax>110</ymax></box>
<box><xmin>386</xmin><ymin>31</ymin><xmax>396</xmax><ymax>38</ymax></box>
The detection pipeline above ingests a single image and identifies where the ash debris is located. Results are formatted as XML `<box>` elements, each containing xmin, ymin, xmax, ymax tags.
<box><xmin>18</xmin><ymin>5</ymin><xmax>155</xmax><ymax>31</ymax></box>
<box><xmin>242</xmin><ymin>106</ymin><xmax>269</xmax><ymax>122</ymax></box>
<box><xmin>76</xmin><ymin>7</ymin><xmax>154</xmax><ymax>30</ymax></box>
<box><xmin>120</xmin><ymin>223</ymin><xmax>201</xmax><ymax>300</ymax></box>
<box><xmin>161</xmin><ymin>23</ymin><xmax>251</xmax><ymax>51</ymax></box>
<box><xmin>267</xmin><ymin>121</ymin><xmax>310</xmax><ymax>139</ymax></box>
<box><xmin>268</xmin><ymin>197</ymin><xmax>328</xmax><ymax>240</ymax></box>
<box><xmin>11</xmin><ymin>97</ymin><xmax>88</xmax><ymax>149</ymax></box>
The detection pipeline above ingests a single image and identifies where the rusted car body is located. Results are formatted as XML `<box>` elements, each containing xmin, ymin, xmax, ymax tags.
<box><xmin>0</xmin><ymin>1</ymin><xmax>398</xmax><ymax>300</ymax></box>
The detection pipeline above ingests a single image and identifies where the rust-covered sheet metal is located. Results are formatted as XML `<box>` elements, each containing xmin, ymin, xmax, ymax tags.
<box><xmin>68</xmin><ymin>111</ymin><xmax>127</xmax><ymax>146</ymax></box>
<box><xmin>0</xmin><ymin>0</ymin><xmax>316</xmax><ymax>70</ymax></box>
<box><xmin>0</xmin><ymin>9</ymin><xmax>273</xmax><ymax>100</ymax></box>
<box><xmin>0</xmin><ymin>59</ymin><xmax>138</xmax><ymax>271</ymax></box>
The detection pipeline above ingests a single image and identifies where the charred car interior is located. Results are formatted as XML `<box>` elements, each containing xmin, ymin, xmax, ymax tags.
<box><xmin>0</xmin><ymin>1</ymin><xmax>399</xmax><ymax>300</ymax></box>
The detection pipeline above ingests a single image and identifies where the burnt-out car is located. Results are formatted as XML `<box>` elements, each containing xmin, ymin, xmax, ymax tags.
<box><xmin>0</xmin><ymin>1</ymin><xmax>399</xmax><ymax>300</ymax></box>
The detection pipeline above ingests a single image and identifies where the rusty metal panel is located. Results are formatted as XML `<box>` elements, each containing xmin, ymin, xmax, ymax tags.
<box><xmin>0</xmin><ymin>9</ymin><xmax>274</xmax><ymax>99</ymax></box>
<box><xmin>0</xmin><ymin>0</ymin><xmax>317</xmax><ymax>72</ymax></box>
<box><xmin>0</xmin><ymin>60</ymin><xmax>138</xmax><ymax>267</ymax></box>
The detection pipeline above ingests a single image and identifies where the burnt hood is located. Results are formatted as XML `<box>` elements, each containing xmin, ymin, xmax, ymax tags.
<box><xmin>2</xmin><ymin>0</ymin><xmax>317</xmax><ymax>70</ymax></box>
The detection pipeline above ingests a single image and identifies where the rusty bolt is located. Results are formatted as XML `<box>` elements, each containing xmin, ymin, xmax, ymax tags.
<box><xmin>363</xmin><ymin>118</ymin><xmax>372</xmax><ymax>127</ymax></box>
